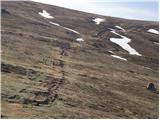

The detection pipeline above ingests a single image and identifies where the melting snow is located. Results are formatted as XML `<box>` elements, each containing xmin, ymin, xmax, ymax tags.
<box><xmin>92</xmin><ymin>18</ymin><xmax>104</xmax><ymax>25</ymax></box>
<box><xmin>111</xmin><ymin>55</ymin><xmax>127</xmax><ymax>61</ymax></box>
<box><xmin>49</xmin><ymin>22</ymin><xmax>79</xmax><ymax>34</ymax></box>
<box><xmin>47</xmin><ymin>14</ymin><xmax>83</xmax><ymax>42</ymax></box>
<box><xmin>147</xmin><ymin>29</ymin><xmax>159</xmax><ymax>34</ymax></box>
<box><xmin>110</xmin><ymin>30</ymin><xmax>142</xmax><ymax>56</ymax></box>
<box><xmin>76</xmin><ymin>38</ymin><xmax>84</xmax><ymax>42</ymax></box>
<box><xmin>115</xmin><ymin>26</ymin><xmax>125</xmax><ymax>31</ymax></box>
<box><xmin>49</xmin><ymin>21</ymin><xmax>60</xmax><ymax>26</ymax></box>
<box><xmin>62</xmin><ymin>26</ymin><xmax>80</xmax><ymax>34</ymax></box>
<box><xmin>153</xmin><ymin>42</ymin><xmax>159</xmax><ymax>45</ymax></box>
<box><xmin>108</xmin><ymin>50</ymin><xmax>114</xmax><ymax>54</ymax></box>
<box><xmin>39</xmin><ymin>10</ymin><xmax>54</xmax><ymax>19</ymax></box>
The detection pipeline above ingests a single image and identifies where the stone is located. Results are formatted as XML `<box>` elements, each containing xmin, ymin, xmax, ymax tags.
<box><xmin>147</xmin><ymin>82</ymin><xmax>156</xmax><ymax>92</ymax></box>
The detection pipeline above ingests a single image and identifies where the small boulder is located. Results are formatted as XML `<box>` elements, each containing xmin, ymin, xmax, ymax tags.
<box><xmin>147</xmin><ymin>82</ymin><xmax>156</xmax><ymax>92</ymax></box>
<box><xmin>1</xmin><ymin>9</ymin><xmax>10</xmax><ymax>15</ymax></box>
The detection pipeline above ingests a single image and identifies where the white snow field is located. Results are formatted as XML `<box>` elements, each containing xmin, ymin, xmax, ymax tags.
<box><xmin>115</xmin><ymin>26</ymin><xmax>125</xmax><ymax>31</ymax></box>
<box><xmin>38</xmin><ymin>10</ymin><xmax>54</xmax><ymax>19</ymax></box>
<box><xmin>76</xmin><ymin>38</ymin><xmax>84</xmax><ymax>41</ymax></box>
<box><xmin>147</xmin><ymin>29</ymin><xmax>159</xmax><ymax>34</ymax></box>
<box><xmin>92</xmin><ymin>18</ymin><xmax>105</xmax><ymax>25</ymax></box>
<box><xmin>110</xmin><ymin>30</ymin><xmax>142</xmax><ymax>56</ymax></box>
<box><xmin>111</xmin><ymin>55</ymin><xmax>127</xmax><ymax>61</ymax></box>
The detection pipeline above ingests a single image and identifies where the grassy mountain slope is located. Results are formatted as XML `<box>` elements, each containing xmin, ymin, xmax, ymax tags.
<box><xmin>1</xmin><ymin>1</ymin><xmax>159</xmax><ymax>118</ymax></box>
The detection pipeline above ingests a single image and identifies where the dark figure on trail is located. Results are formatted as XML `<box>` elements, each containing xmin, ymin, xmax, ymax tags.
<box><xmin>147</xmin><ymin>82</ymin><xmax>156</xmax><ymax>92</ymax></box>
<box><xmin>60</xmin><ymin>49</ymin><xmax>68</xmax><ymax>56</ymax></box>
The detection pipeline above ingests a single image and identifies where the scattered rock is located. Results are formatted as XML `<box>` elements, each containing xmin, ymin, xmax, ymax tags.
<box><xmin>8</xmin><ymin>95</ymin><xmax>20</xmax><ymax>100</ymax></box>
<box><xmin>20</xmin><ymin>96</ymin><xmax>49</xmax><ymax>106</ymax></box>
<box><xmin>19</xmin><ymin>88</ymin><xmax>27</xmax><ymax>93</ymax></box>
<box><xmin>33</xmin><ymin>89</ymin><xmax>49</xmax><ymax>97</ymax></box>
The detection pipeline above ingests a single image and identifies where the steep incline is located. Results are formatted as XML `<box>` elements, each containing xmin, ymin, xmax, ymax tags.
<box><xmin>1</xmin><ymin>1</ymin><xmax>159</xmax><ymax>119</ymax></box>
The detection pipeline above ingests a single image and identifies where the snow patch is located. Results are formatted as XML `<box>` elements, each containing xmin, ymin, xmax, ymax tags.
<box><xmin>153</xmin><ymin>42</ymin><xmax>159</xmax><ymax>45</ymax></box>
<box><xmin>115</xmin><ymin>26</ymin><xmax>125</xmax><ymax>31</ymax></box>
<box><xmin>48</xmin><ymin>15</ymin><xmax>83</xmax><ymax>42</ymax></box>
<box><xmin>49</xmin><ymin>22</ymin><xmax>79</xmax><ymax>34</ymax></box>
<box><xmin>111</xmin><ymin>55</ymin><xmax>127</xmax><ymax>61</ymax></box>
<box><xmin>92</xmin><ymin>18</ymin><xmax>104</xmax><ymax>25</ymax></box>
<box><xmin>39</xmin><ymin>10</ymin><xmax>54</xmax><ymax>19</ymax></box>
<box><xmin>108</xmin><ymin>50</ymin><xmax>114</xmax><ymax>54</ymax></box>
<box><xmin>62</xmin><ymin>26</ymin><xmax>80</xmax><ymax>34</ymax></box>
<box><xmin>110</xmin><ymin>30</ymin><xmax>142</xmax><ymax>56</ymax></box>
<box><xmin>147</xmin><ymin>29</ymin><xmax>159</xmax><ymax>34</ymax></box>
<box><xmin>49</xmin><ymin>21</ymin><xmax>60</xmax><ymax>26</ymax></box>
<box><xmin>76</xmin><ymin>38</ymin><xmax>84</xmax><ymax>42</ymax></box>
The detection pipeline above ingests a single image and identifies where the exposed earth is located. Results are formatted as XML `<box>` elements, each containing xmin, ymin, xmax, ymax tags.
<box><xmin>1</xmin><ymin>1</ymin><xmax>159</xmax><ymax>119</ymax></box>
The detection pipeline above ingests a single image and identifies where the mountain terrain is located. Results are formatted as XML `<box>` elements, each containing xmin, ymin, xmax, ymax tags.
<box><xmin>1</xmin><ymin>1</ymin><xmax>159</xmax><ymax>119</ymax></box>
